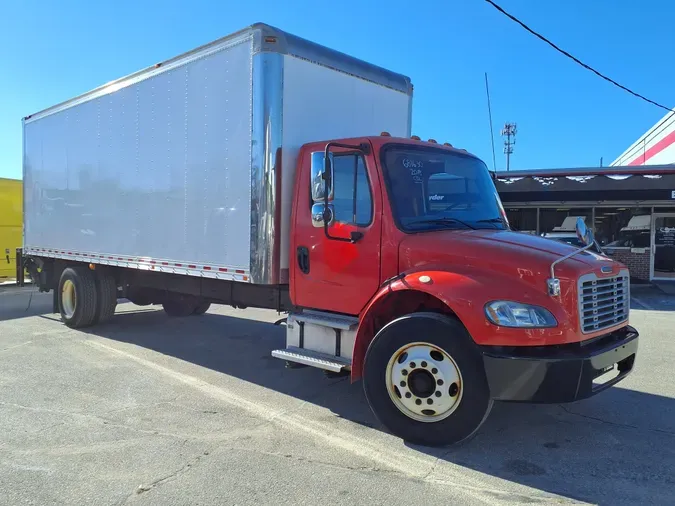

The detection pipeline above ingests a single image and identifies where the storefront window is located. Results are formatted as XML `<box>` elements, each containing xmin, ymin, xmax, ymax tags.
<box><xmin>594</xmin><ymin>207</ymin><xmax>651</xmax><ymax>248</ymax></box>
<box><xmin>539</xmin><ymin>208</ymin><xmax>592</xmax><ymax>237</ymax></box>
<box><xmin>505</xmin><ymin>208</ymin><xmax>537</xmax><ymax>234</ymax></box>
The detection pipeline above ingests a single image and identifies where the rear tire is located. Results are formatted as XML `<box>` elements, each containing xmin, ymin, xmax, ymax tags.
<box><xmin>58</xmin><ymin>267</ymin><xmax>98</xmax><ymax>329</ymax></box>
<box><xmin>192</xmin><ymin>301</ymin><xmax>211</xmax><ymax>315</ymax></box>
<box><xmin>363</xmin><ymin>312</ymin><xmax>493</xmax><ymax>447</ymax></box>
<box><xmin>94</xmin><ymin>270</ymin><xmax>117</xmax><ymax>324</ymax></box>
<box><xmin>162</xmin><ymin>294</ymin><xmax>197</xmax><ymax>317</ymax></box>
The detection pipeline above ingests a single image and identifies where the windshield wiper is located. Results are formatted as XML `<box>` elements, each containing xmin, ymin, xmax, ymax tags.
<box><xmin>475</xmin><ymin>217</ymin><xmax>506</xmax><ymax>228</ymax></box>
<box><xmin>407</xmin><ymin>217</ymin><xmax>476</xmax><ymax>230</ymax></box>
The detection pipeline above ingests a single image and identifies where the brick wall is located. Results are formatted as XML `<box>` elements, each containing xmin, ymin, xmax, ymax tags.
<box><xmin>604</xmin><ymin>248</ymin><xmax>650</xmax><ymax>281</ymax></box>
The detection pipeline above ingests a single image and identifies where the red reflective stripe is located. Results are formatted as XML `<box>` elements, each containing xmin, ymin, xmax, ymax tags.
<box><xmin>235</xmin><ymin>269</ymin><xmax>245</xmax><ymax>274</ymax></box>
<box><xmin>162</xmin><ymin>262</ymin><xmax>169</xmax><ymax>266</ymax></box>
<box><xmin>203</xmin><ymin>266</ymin><xmax>211</xmax><ymax>270</ymax></box>
<box><xmin>175</xmin><ymin>263</ymin><xmax>182</xmax><ymax>267</ymax></box>
<box><xmin>628</xmin><ymin>129</ymin><xmax>675</xmax><ymax>165</ymax></box>
<box><xmin>219</xmin><ymin>268</ymin><xmax>228</xmax><ymax>272</ymax></box>
<box><xmin>188</xmin><ymin>264</ymin><xmax>197</xmax><ymax>269</ymax></box>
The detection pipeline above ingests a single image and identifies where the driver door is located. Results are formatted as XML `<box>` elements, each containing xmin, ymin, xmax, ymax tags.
<box><xmin>292</xmin><ymin>148</ymin><xmax>383</xmax><ymax>316</ymax></box>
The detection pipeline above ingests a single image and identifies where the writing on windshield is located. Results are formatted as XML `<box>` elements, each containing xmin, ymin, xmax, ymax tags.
<box><xmin>382</xmin><ymin>146</ymin><xmax>508</xmax><ymax>232</ymax></box>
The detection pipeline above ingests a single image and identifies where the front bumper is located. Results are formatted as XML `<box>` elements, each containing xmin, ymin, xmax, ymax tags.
<box><xmin>481</xmin><ymin>325</ymin><xmax>639</xmax><ymax>403</ymax></box>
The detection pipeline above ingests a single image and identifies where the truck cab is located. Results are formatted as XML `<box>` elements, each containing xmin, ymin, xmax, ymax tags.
<box><xmin>275</xmin><ymin>134</ymin><xmax>639</xmax><ymax>446</ymax></box>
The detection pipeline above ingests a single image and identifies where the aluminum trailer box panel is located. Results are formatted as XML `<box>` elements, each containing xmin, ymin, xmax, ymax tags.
<box><xmin>23</xmin><ymin>23</ymin><xmax>412</xmax><ymax>285</ymax></box>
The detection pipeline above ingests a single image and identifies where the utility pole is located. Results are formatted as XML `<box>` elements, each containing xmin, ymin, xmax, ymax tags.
<box><xmin>501</xmin><ymin>122</ymin><xmax>517</xmax><ymax>171</ymax></box>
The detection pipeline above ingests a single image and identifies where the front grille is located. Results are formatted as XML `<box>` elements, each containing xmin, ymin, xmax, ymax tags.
<box><xmin>578</xmin><ymin>271</ymin><xmax>630</xmax><ymax>334</ymax></box>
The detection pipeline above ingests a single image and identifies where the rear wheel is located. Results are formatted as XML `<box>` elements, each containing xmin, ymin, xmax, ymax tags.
<box><xmin>363</xmin><ymin>312</ymin><xmax>492</xmax><ymax>446</ymax></box>
<box><xmin>94</xmin><ymin>270</ymin><xmax>117</xmax><ymax>324</ymax></box>
<box><xmin>58</xmin><ymin>267</ymin><xmax>98</xmax><ymax>329</ymax></box>
<box><xmin>192</xmin><ymin>301</ymin><xmax>211</xmax><ymax>315</ymax></box>
<box><xmin>162</xmin><ymin>294</ymin><xmax>198</xmax><ymax>317</ymax></box>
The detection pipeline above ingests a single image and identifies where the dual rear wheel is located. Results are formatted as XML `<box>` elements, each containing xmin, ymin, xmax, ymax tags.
<box><xmin>58</xmin><ymin>266</ymin><xmax>210</xmax><ymax>328</ymax></box>
<box><xmin>58</xmin><ymin>266</ymin><xmax>117</xmax><ymax>328</ymax></box>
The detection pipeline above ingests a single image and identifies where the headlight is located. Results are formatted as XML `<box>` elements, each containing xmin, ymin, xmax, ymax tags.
<box><xmin>485</xmin><ymin>301</ymin><xmax>557</xmax><ymax>328</ymax></box>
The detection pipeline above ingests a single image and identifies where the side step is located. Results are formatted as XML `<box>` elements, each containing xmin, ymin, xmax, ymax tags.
<box><xmin>271</xmin><ymin>347</ymin><xmax>351</xmax><ymax>373</ymax></box>
<box><xmin>294</xmin><ymin>310</ymin><xmax>359</xmax><ymax>330</ymax></box>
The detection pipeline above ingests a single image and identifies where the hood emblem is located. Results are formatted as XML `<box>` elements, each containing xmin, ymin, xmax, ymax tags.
<box><xmin>601</xmin><ymin>266</ymin><xmax>612</xmax><ymax>273</ymax></box>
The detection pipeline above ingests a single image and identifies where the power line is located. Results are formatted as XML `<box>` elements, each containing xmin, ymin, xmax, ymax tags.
<box><xmin>484</xmin><ymin>0</ymin><xmax>673</xmax><ymax>113</ymax></box>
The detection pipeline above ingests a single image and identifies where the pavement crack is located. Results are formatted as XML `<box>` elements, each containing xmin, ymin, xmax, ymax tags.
<box><xmin>133</xmin><ymin>448</ymin><xmax>212</xmax><ymax>497</ymax></box>
<box><xmin>224</xmin><ymin>445</ymin><xmax>401</xmax><ymax>476</ymax></box>
<box><xmin>0</xmin><ymin>340</ymin><xmax>34</xmax><ymax>353</ymax></box>
<box><xmin>558</xmin><ymin>405</ymin><xmax>675</xmax><ymax>437</ymax></box>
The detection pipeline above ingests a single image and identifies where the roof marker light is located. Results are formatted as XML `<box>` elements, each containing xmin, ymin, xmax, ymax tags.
<box><xmin>411</xmin><ymin>135</ymin><xmax>421</xmax><ymax>140</ymax></box>
<box><xmin>428</xmin><ymin>139</ymin><xmax>437</xmax><ymax>144</ymax></box>
<box><xmin>380</xmin><ymin>131</ymin><xmax>391</xmax><ymax>136</ymax></box>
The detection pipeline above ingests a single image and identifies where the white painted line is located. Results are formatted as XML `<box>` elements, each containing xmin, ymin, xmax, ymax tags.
<box><xmin>82</xmin><ymin>338</ymin><xmax>567</xmax><ymax>504</ymax></box>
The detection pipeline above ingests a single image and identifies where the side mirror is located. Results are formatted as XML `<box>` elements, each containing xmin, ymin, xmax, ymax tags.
<box><xmin>311</xmin><ymin>203</ymin><xmax>334</xmax><ymax>228</ymax></box>
<box><xmin>310</xmin><ymin>151</ymin><xmax>334</xmax><ymax>202</ymax></box>
<box><xmin>575</xmin><ymin>217</ymin><xmax>594</xmax><ymax>246</ymax></box>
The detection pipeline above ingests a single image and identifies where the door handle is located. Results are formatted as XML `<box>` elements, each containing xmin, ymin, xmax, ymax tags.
<box><xmin>297</xmin><ymin>246</ymin><xmax>310</xmax><ymax>274</ymax></box>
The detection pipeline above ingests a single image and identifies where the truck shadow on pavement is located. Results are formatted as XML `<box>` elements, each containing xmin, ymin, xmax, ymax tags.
<box><xmin>77</xmin><ymin>305</ymin><xmax>675</xmax><ymax>505</ymax></box>
<box><xmin>0</xmin><ymin>288</ymin><xmax>53</xmax><ymax>322</ymax></box>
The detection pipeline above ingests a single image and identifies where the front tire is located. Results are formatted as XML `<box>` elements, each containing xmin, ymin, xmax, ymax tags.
<box><xmin>363</xmin><ymin>312</ymin><xmax>493</xmax><ymax>446</ymax></box>
<box><xmin>58</xmin><ymin>267</ymin><xmax>98</xmax><ymax>329</ymax></box>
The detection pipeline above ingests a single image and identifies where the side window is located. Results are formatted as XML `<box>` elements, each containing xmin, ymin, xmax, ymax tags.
<box><xmin>332</xmin><ymin>154</ymin><xmax>373</xmax><ymax>226</ymax></box>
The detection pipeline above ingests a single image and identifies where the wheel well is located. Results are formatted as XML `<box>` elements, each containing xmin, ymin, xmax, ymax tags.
<box><xmin>352</xmin><ymin>290</ymin><xmax>456</xmax><ymax>381</ymax></box>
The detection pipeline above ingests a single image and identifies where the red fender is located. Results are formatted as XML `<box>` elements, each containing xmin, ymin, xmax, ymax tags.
<box><xmin>350</xmin><ymin>269</ymin><xmax>578</xmax><ymax>382</ymax></box>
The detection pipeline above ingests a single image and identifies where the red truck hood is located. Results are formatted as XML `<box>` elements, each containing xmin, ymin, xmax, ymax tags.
<box><xmin>398</xmin><ymin>229</ymin><xmax>616</xmax><ymax>286</ymax></box>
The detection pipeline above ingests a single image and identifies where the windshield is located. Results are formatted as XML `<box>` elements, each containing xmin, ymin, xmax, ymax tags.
<box><xmin>382</xmin><ymin>145</ymin><xmax>508</xmax><ymax>231</ymax></box>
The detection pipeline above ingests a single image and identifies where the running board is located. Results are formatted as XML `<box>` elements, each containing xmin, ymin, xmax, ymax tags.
<box><xmin>271</xmin><ymin>347</ymin><xmax>351</xmax><ymax>372</ymax></box>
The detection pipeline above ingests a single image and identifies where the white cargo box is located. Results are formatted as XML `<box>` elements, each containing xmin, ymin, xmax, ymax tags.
<box><xmin>23</xmin><ymin>23</ymin><xmax>412</xmax><ymax>284</ymax></box>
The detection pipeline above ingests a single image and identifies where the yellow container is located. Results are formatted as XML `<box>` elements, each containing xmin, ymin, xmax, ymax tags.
<box><xmin>0</xmin><ymin>177</ymin><xmax>22</xmax><ymax>279</ymax></box>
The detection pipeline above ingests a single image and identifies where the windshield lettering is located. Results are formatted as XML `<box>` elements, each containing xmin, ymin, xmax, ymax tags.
<box><xmin>383</xmin><ymin>146</ymin><xmax>508</xmax><ymax>232</ymax></box>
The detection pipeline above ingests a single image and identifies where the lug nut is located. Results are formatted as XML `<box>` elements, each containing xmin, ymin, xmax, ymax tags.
<box><xmin>400</xmin><ymin>381</ymin><xmax>406</xmax><ymax>387</ymax></box>
<box><xmin>431</xmin><ymin>368</ymin><xmax>438</xmax><ymax>374</ymax></box>
<box><xmin>402</xmin><ymin>369</ymin><xmax>408</xmax><ymax>376</ymax></box>
<box><xmin>435</xmin><ymin>391</ymin><xmax>441</xmax><ymax>397</ymax></box>
<box><xmin>437</xmin><ymin>379</ymin><xmax>444</xmax><ymax>386</ymax></box>
<box><xmin>415</xmin><ymin>399</ymin><xmax>422</xmax><ymax>405</ymax></box>
<box><xmin>410</xmin><ymin>362</ymin><xmax>416</xmax><ymax>368</ymax></box>
<box><xmin>421</xmin><ymin>361</ymin><xmax>428</xmax><ymax>368</ymax></box>
<box><xmin>405</xmin><ymin>392</ymin><xmax>412</xmax><ymax>398</ymax></box>
<box><xmin>427</xmin><ymin>399</ymin><xmax>433</xmax><ymax>405</ymax></box>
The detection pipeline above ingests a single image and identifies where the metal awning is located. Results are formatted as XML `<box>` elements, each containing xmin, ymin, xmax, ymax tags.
<box><xmin>495</xmin><ymin>164</ymin><xmax>675</xmax><ymax>204</ymax></box>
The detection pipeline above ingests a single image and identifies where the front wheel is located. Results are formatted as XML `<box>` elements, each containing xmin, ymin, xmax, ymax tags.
<box><xmin>363</xmin><ymin>312</ymin><xmax>493</xmax><ymax>446</ymax></box>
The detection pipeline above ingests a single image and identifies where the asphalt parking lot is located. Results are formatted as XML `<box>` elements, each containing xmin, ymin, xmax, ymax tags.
<box><xmin>1</xmin><ymin>285</ymin><xmax>674</xmax><ymax>505</ymax></box>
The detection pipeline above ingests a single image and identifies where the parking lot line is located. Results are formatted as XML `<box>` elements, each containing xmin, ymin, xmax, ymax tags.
<box><xmin>82</xmin><ymin>338</ymin><xmax>565</xmax><ymax>505</ymax></box>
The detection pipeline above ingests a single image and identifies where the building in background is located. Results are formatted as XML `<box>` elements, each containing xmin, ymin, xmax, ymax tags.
<box><xmin>495</xmin><ymin>165</ymin><xmax>675</xmax><ymax>283</ymax></box>
<box><xmin>0</xmin><ymin>178</ymin><xmax>22</xmax><ymax>279</ymax></box>
<box><xmin>611</xmin><ymin>111</ymin><xmax>675</xmax><ymax>166</ymax></box>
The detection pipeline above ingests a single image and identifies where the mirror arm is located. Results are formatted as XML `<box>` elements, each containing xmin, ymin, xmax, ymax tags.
<box><xmin>321</xmin><ymin>141</ymin><xmax>370</xmax><ymax>244</ymax></box>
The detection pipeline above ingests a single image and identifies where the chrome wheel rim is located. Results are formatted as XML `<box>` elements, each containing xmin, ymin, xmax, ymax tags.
<box><xmin>385</xmin><ymin>342</ymin><xmax>463</xmax><ymax>423</ymax></box>
<box><xmin>61</xmin><ymin>280</ymin><xmax>77</xmax><ymax>318</ymax></box>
